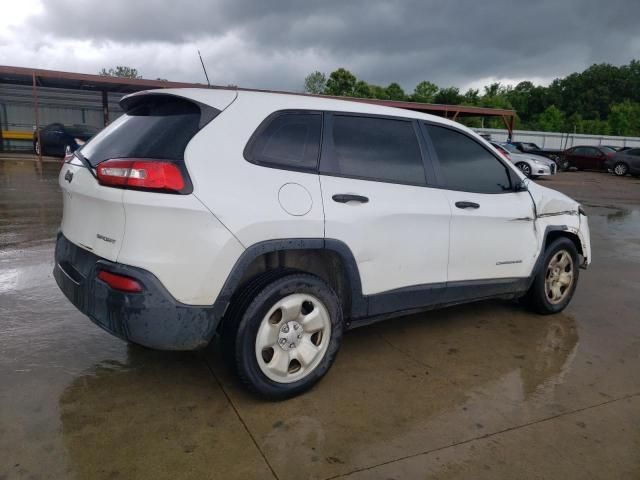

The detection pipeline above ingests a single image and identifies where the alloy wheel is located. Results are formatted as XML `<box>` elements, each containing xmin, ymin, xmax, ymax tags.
<box><xmin>518</xmin><ymin>163</ymin><xmax>532</xmax><ymax>177</ymax></box>
<box><xmin>614</xmin><ymin>163</ymin><xmax>628</xmax><ymax>176</ymax></box>
<box><xmin>544</xmin><ymin>250</ymin><xmax>574</xmax><ymax>304</ymax></box>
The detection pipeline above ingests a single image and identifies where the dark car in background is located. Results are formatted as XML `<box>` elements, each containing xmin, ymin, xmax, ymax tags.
<box><xmin>604</xmin><ymin>148</ymin><xmax>640</xmax><ymax>176</ymax></box>
<box><xmin>561</xmin><ymin>145</ymin><xmax>616</xmax><ymax>172</ymax></box>
<box><xmin>33</xmin><ymin>123</ymin><xmax>99</xmax><ymax>157</ymax></box>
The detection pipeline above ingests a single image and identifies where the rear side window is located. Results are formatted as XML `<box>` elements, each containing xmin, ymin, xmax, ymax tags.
<box><xmin>323</xmin><ymin>115</ymin><xmax>426</xmax><ymax>185</ymax></box>
<box><xmin>426</xmin><ymin>125</ymin><xmax>512</xmax><ymax>193</ymax></box>
<box><xmin>245</xmin><ymin>112</ymin><xmax>321</xmax><ymax>171</ymax></box>
<box><xmin>80</xmin><ymin>96</ymin><xmax>212</xmax><ymax>167</ymax></box>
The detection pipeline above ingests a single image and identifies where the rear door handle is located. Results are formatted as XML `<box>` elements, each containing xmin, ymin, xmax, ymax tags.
<box><xmin>455</xmin><ymin>201</ymin><xmax>480</xmax><ymax>209</ymax></box>
<box><xmin>332</xmin><ymin>194</ymin><xmax>369</xmax><ymax>204</ymax></box>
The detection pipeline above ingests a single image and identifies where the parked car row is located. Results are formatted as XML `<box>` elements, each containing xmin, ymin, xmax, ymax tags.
<box><xmin>561</xmin><ymin>145</ymin><xmax>640</xmax><ymax>176</ymax></box>
<box><xmin>494</xmin><ymin>140</ymin><xmax>639</xmax><ymax>178</ymax></box>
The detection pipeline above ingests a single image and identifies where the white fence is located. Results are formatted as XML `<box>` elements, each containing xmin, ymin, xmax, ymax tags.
<box><xmin>475</xmin><ymin>128</ymin><xmax>640</xmax><ymax>150</ymax></box>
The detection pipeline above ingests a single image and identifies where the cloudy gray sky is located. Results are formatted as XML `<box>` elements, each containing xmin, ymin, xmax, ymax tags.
<box><xmin>2</xmin><ymin>0</ymin><xmax>639</xmax><ymax>92</ymax></box>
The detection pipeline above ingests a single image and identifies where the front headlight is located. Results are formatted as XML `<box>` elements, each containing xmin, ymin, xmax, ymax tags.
<box><xmin>74</xmin><ymin>137</ymin><xmax>86</xmax><ymax>146</ymax></box>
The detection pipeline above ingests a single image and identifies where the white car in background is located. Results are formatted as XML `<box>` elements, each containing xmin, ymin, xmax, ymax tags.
<box><xmin>494</xmin><ymin>142</ymin><xmax>557</xmax><ymax>178</ymax></box>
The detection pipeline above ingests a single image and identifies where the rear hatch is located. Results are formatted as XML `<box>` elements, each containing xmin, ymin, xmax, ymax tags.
<box><xmin>58</xmin><ymin>89</ymin><xmax>237</xmax><ymax>261</ymax></box>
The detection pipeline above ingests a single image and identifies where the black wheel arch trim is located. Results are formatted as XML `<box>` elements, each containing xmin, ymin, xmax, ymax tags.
<box><xmin>212</xmin><ymin>238</ymin><xmax>367</xmax><ymax>322</ymax></box>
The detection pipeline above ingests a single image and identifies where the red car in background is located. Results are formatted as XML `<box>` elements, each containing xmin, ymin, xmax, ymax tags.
<box><xmin>561</xmin><ymin>146</ymin><xmax>616</xmax><ymax>171</ymax></box>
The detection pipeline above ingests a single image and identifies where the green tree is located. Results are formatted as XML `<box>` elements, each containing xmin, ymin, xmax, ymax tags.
<box><xmin>608</xmin><ymin>101</ymin><xmax>640</xmax><ymax>136</ymax></box>
<box><xmin>434</xmin><ymin>87</ymin><xmax>462</xmax><ymax>105</ymax></box>
<box><xmin>462</xmin><ymin>88</ymin><xmax>480</xmax><ymax>105</ymax></box>
<box><xmin>536</xmin><ymin>105</ymin><xmax>565</xmax><ymax>132</ymax></box>
<box><xmin>304</xmin><ymin>71</ymin><xmax>327</xmax><ymax>94</ymax></box>
<box><xmin>566</xmin><ymin>112</ymin><xmax>584</xmax><ymax>134</ymax></box>
<box><xmin>99</xmin><ymin>66</ymin><xmax>141</xmax><ymax>78</ymax></box>
<box><xmin>412</xmin><ymin>81</ymin><xmax>438</xmax><ymax>103</ymax></box>
<box><xmin>581</xmin><ymin>119</ymin><xmax>611</xmax><ymax>135</ymax></box>
<box><xmin>353</xmin><ymin>80</ymin><xmax>372</xmax><ymax>98</ymax></box>
<box><xmin>324</xmin><ymin>68</ymin><xmax>357</xmax><ymax>96</ymax></box>
<box><xmin>385</xmin><ymin>82</ymin><xmax>406</xmax><ymax>101</ymax></box>
<box><xmin>368</xmin><ymin>84</ymin><xmax>390</xmax><ymax>100</ymax></box>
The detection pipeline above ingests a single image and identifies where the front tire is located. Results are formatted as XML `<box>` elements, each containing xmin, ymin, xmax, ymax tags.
<box><xmin>557</xmin><ymin>157</ymin><xmax>569</xmax><ymax>171</ymax></box>
<box><xmin>516</xmin><ymin>162</ymin><xmax>532</xmax><ymax>178</ymax></box>
<box><xmin>613</xmin><ymin>162</ymin><xmax>629</xmax><ymax>176</ymax></box>
<box><xmin>228</xmin><ymin>272</ymin><xmax>343</xmax><ymax>400</ymax></box>
<box><xmin>524</xmin><ymin>237</ymin><xmax>579</xmax><ymax>315</ymax></box>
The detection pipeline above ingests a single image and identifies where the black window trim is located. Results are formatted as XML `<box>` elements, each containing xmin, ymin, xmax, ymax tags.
<box><xmin>243</xmin><ymin>109</ymin><xmax>324</xmax><ymax>174</ymax></box>
<box><xmin>319</xmin><ymin>111</ymin><xmax>433</xmax><ymax>188</ymax></box>
<box><xmin>419</xmin><ymin>121</ymin><xmax>520</xmax><ymax>195</ymax></box>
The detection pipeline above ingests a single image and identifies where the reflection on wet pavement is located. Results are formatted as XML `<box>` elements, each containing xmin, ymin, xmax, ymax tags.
<box><xmin>1</xmin><ymin>163</ymin><xmax>639</xmax><ymax>479</ymax></box>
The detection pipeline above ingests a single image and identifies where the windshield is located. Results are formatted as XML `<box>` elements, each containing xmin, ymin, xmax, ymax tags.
<box><xmin>501</xmin><ymin>143</ymin><xmax>519</xmax><ymax>153</ymax></box>
<box><xmin>600</xmin><ymin>146</ymin><xmax>616</xmax><ymax>154</ymax></box>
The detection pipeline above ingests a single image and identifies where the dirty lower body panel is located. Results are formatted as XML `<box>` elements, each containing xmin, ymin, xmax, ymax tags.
<box><xmin>54</xmin><ymin>232</ymin><xmax>218</xmax><ymax>350</ymax></box>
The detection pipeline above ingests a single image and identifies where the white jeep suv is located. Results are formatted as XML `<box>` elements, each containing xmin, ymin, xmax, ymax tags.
<box><xmin>54</xmin><ymin>89</ymin><xmax>591</xmax><ymax>399</ymax></box>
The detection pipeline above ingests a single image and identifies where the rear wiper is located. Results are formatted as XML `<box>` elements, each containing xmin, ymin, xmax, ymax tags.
<box><xmin>73</xmin><ymin>150</ymin><xmax>97</xmax><ymax>178</ymax></box>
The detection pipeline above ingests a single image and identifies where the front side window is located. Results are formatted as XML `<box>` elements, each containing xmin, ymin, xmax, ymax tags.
<box><xmin>426</xmin><ymin>125</ymin><xmax>512</xmax><ymax>193</ymax></box>
<box><xmin>627</xmin><ymin>149</ymin><xmax>640</xmax><ymax>156</ymax></box>
<box><xmin>323</xmin><ymin>115</ymin><xmax>426</xmax><ymax>185</ymax></box>
<box><xmin>245</xmin><ymin>112</ymin><xmax>321</xmax><ymax>170</ymax></box>
<box><xmin>585</xmin><ymin>148</ymin><xmax>600</xmax><ymax>156</ymax></box>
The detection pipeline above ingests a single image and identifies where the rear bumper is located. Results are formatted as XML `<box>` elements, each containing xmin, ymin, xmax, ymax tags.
<box><xmin>53</xmin><ymin>232</ymin><xmax>218</xmax><ymax>350</ymax></box>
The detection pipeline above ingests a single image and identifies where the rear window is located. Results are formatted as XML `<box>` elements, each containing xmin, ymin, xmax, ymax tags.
<box><xmin>80</xmin><ymin>96</ymin><xmax>211</xmax><ymax>167</ymax></box>
<box><xmin>66</xmin><ymin>124</ymin><xmax>99</xmax><ymax>137</ymax></box>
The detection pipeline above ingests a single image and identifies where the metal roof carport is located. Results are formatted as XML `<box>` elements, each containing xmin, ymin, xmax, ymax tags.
<box><xmin>0</xmin><ymin>65</ymin><xmax>516</xmax><ymax>163</ymax></box>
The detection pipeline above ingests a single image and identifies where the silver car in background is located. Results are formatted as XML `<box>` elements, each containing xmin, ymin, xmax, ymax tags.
<box><xmin>497</xmin><ymin>142</ymin><xmax>557</xmax><ymax>178</ymax></box>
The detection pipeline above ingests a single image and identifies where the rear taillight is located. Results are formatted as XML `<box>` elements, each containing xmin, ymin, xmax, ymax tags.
<box><xmin>96</xmin><ymin>159</ymin><xmax>185</xmax><ymax>192</ymax></box>
<box><xmin>498</xmin><ymin>151</ymin><xmax>511</xmax><ymax>161</ymax></box>
<box><xmin>97</xmin><ymin>270</ymin><xmax>143</xmax><ymax>293</ymax></box>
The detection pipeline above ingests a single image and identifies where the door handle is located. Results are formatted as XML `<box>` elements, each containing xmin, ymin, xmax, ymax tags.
<box><xmin>455</xmin><ymin>201</ymin><xmax>480</xmax><ymax>209</ymax></box>
<box><xmin>332</xmin><ymin>194</ymin><xmax>369</xmax><ymax>204</ymax></box>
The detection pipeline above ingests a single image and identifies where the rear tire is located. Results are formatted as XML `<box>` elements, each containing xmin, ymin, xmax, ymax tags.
<box><xmin>524</xmin><ymin>237</ymin><xmax>579</xmax><ymax>315</ymax></box>
<box><xmin>613</xmin><ymin>162</ymin><xmax>629</xmax><ymax>176</ymax></box>
<box><xmin>225</xmin><ymin>272</ymin><xmax>343</xmax><ymax>400</ymax></box>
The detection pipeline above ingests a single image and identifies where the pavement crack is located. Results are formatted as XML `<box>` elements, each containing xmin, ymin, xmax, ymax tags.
<box><xmin>325</xmin><ymin>391</ymin><xmax>640</xmax><ymax>479</ymax></box>
<box><xmin>203</xmin><ymin>357</ymin><xmax>280</xmax><ymax>480</ymax></box>
<box><xmin>379</xmin><ymin>334</ymin><xmax>434</xmax><ymax>370</ymax></box>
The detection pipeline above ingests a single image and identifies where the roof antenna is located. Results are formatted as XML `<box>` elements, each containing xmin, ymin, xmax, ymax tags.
<box><xmin>198</xmin><ymin>50</ymin><xmax>211</xmax><ymax>88</ymax></box>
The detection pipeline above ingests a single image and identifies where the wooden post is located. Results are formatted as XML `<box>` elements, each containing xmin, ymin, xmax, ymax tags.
<box><xmin>102</xmin><ymin>90</ymin><xmax>109</xmax><ymax>126</ymax></box>
<box><xmin>32</xmin><ymin>72</ymin><xmax>42</xmax><ymax>165</ymax></box>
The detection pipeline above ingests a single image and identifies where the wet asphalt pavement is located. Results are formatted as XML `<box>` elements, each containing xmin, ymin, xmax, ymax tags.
<box><xmin>1</xmin><ymin>157</ymin><xmax>639</xmax><ymax>479</ymax></box>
